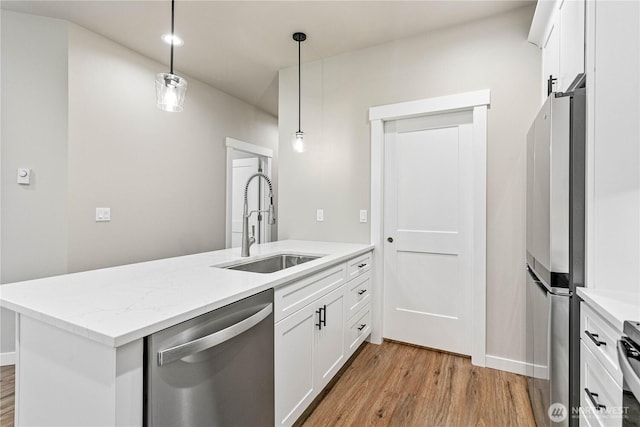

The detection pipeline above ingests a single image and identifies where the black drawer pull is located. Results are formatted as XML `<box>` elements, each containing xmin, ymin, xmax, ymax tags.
<box><xmin>357</xmin><ymin>324</ymin><xmax>366</xmax><ymax>331</ymax></box>
<box><xmin>586</xmin><ymin>331</ymin><xmax>606</xmax><ymax>347</ymax></box>
<box><xmin>585</xmin><ymin>388</ymin><xmax>606</xmax><ymax>410</ymax></box>
<box><xmin>358</xmin><ymin>263</ymin><xmax>367</xmax><ymax>268</ymax></box>
<box><xmin>358</xmin><ymin>289</ymin><xmax>367</xmax><ymax>295</ymax></box>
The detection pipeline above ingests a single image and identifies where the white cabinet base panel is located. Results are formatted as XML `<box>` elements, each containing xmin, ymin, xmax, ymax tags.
<box><xmin>16</xmin><ymin>314</ymin><xmax>142</xmax><ymax>426</ymax></box>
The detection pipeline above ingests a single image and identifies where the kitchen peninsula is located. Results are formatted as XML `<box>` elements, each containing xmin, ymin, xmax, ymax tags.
<box><xmin>0</xmin><ymin>240</ymin><xmax>373</xmax><ymax>426</ymax></box>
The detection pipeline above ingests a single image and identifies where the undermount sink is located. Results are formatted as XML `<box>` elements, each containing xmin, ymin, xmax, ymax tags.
<box><xmin>221</xmin><ymin>254</ymin><xmax>322</xmax><ymax>274</ymax></box>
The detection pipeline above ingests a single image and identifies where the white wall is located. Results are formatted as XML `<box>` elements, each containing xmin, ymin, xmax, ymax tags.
<box><xmin>1</xmin><ymin>11</ymin><xmax>69</xmax><ymax>357</ymax></box>
<box><xmin>0</xmin><ymin>11</ymin><xmax>277</xmax><ymax>357</ymax></box>
<box><xmin>66</xmin><ymin>24</ymin><xmax>278</xmax><ymax>272</ymax></box>
<box><xmin>278</xmin><ymin>6</ymin><xmax>540</xmax><ymax>364</ymax></box>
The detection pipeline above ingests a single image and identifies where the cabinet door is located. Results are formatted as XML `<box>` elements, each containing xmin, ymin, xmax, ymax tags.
<box><xmin>275</xmin><ymin>303</ymin><xmax>316</xmax><ymax>427</ymax></box>
<box><xmin>587</xmin><ymin>0</ymin><xmax>640</xmax><ymax>292</ymax></box>
<box><xmin>314</xmin><ymin>286</ymin><xmax>346</xmax><ymax>390</ymax></box>
<box><xmin>558</xmin><ymin>0</ymin><xmax>585</xmax><ymax>91</ymax></box>
<box><xmin>580</xmin><ymin>341</ymin><xmax>623</xmax><ymax>427</ymax></box>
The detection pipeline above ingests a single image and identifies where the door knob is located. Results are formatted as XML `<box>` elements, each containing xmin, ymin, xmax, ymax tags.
<box><xmin>387</xmin><ymin>237</ymin><xmax>393</xmax><ymax>243</ymax></box>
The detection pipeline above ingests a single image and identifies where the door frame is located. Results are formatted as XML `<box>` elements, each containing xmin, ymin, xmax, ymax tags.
<box><xmin>225</xmin><ymin>137</ymin><xmax>273</xmax><ymax>249</ymax></box>
<box><xmin>368</xmin><ymin>89</ymin><xmax>490</xmax><ymax>366</ymax></box>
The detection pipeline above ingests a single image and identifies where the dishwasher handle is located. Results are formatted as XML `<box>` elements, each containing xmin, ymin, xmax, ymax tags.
<box><xmin>157</xmin><ymin>303</ymin><xmax>273</xmax><ymax>366</ymax></box>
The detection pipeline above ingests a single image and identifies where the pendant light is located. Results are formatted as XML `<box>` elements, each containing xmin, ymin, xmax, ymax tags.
<box><xmin>155</xmin><ymin>0</ymin><xmax>187</xmax><ymax>112</ymax></box>
<box><xmin>292</xmin><ymin>32</ymin><xmax>307</xmax><ymax>153</ymax></box>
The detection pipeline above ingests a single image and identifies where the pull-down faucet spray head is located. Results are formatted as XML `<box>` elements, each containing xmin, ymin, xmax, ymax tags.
<box><xmin>241</xmin><ymin>173</ymin><xmax>276</xmax><ymax>257</ymax></box>
<box><xmin>268</xmin><ymin>197</ymin><xmax>276</xmax><ymax>225</ymax></box>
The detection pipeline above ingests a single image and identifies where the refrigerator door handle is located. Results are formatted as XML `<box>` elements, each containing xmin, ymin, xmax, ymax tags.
<box><xmin>528</xmin><ymin>266</ymin><xmax>570</xmax><ymax>297</ymax></box>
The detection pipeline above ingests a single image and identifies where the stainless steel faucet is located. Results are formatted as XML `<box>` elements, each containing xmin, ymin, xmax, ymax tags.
<box><xmin>242</xmin><ymin>173</ymin><xmax>276</xmax><ymax>257</ymax></box>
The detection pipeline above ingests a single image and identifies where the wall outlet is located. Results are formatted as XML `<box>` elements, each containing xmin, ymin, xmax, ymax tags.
<box><xmin>359</xmin><ymin>210</ymin><xmax>368</xmax><ymax>223</ymax></box>
<box><xmin>316</xmin><ymin>209</ymin><xmax>324</xmax><ymax>222</ymax></box>
<box><xmin>96</xmin><ymin>207</ymin><xmax>111</xmax><ymax>222</ymax></box>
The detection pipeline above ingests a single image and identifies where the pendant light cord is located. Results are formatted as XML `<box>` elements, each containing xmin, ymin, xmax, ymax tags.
<box><xmin>298</xmin><ymin>38</ymin><xmax>301</xmax><ymax>133</ymax></box>
<box><xmin>170</xmin><ymin>0</ymin><xmax>175</xmax><ymax>75</ymax></box>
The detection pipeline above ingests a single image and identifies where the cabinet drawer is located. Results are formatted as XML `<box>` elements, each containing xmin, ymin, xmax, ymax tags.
<box><xmin>580</xmin><ymin>341</ymin><xmax>623</xmax><ymax>427</ymax></box>
<box><xmin>347</xmin><ymin>271</ymin><xmax>371</xmax><ymax>318</ymax></box>
<box><xmin>274</xmin><ymin>264</ymin><xmax>346</xmax><ymax>322</ymax></box>
<box><xmin>346</xmin><ymin>304</ymin><xmax>371</xmax><ymax>357</ymax></box>
<box><xmin>346</xmin><ymin>252</ymin><xmax>372</xmax><ymax>281</ymax></box>
<box><xmin>581</xmin><ymin>302</ymin><xmax>623</xmax><ymax>386</ymax></box>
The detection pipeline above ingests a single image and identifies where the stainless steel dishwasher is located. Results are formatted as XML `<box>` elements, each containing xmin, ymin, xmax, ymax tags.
<box><xmin>145</xmin><ymin>289</ymin><xmax>274</xmax><ymax>426</ymax></box>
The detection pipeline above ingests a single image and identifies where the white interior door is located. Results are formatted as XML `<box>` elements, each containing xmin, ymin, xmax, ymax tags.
<box><xmin>231</xmin><ymin>157</ymin><xmax>260</xmax><ymax>248</ymax></box>
<box><xmin>383</xmin><ymin>111</ymin><xmax>474</xmax><ymax>355</ymax></box>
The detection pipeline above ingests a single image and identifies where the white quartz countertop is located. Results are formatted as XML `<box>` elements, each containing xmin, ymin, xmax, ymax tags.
<box><xmin>0</xmin><ymin>240</ymin><xmax>373</xmax><ymax>348</ymax></box>
<box><xmin>577</xmin><ymin>288</ymin><xmax>640</xmax><ymax>331</ymax></box>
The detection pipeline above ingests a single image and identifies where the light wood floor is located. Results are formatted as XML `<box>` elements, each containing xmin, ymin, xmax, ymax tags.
<box><xmin>0</xmin><ymin>366</ymin><xmax>14</xmax><ymax>427</ymax></box>
<box><xmin>0</xmin><ymin>341</ymin><xmax>534</xmax><ymax>427</ymax></box>
<box><xmin>301</xmin><ymin>341</ymin><xmax>535</xmax><ymax>427</ymax></box>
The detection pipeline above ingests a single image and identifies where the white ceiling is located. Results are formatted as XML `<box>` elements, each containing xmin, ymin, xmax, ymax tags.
<box><xmin>1</xmin><ymin>0</ymin><xmax>534</xmax><ymax>116</ymax></box>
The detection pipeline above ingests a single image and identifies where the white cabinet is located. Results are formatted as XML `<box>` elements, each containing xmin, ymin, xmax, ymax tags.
<box><xmin>274</xmin><ymin>275</ymin><xmax>345</xmax><ymax>427</ymax></box>
<box><xmin>346</xmin><ymin>305</ymin><xmax>372</xmax><ymax>356</ymax></box>
<box><xmin>274</xmin><ymin>263</ymin><xmax>346</xmax><ymax>322</ymax></box>
<box><xmin>314</xmin><ymin>286</ymin><xmax>346</xmax><ymax>390</ymax></box>
<box><xmin>274</xmin><ymin>299</ymin><xmax>317</xmax><ymax>426</ymax></box>
<box><xmin>345</xmin><ymin>271</ymin><xmax>372</xmax><ymax>358</ymax></box>
<box><xmin>274</xmin><ymin>286</ymin><xmax>345</xmax><ymax>425</ymax></box>
<box><xmin>581</xmin><ymin>303</ymin><xmax>623</xmax><ymax>385</ymax></box>
<box><xmin>346</xmin><ymin>251</ymin><xmax>371</xmax><ymax>281</ymax></box>
<box><xmin>558</xmin><ymin>0</ymin><xmax>585</xmax><ymax>90</ymax></box>
<box><xmin>585</xmin><ymin>0</ymin><xmax>640</xmax><ymax>293</ymax></box>
<box><xmin>579</xmin><ymin>301</ymin><xmax>624</xmax><ymax>427</ymax></box>
<box><xmin>346</xmin><ymin>271</ymin><xmax>371</xmax><ymax>318</ymax></box>
<box><xmin>274</xmin><ymin>251</ymin><xmax>373</xmax><ymax>426</ymax></box>
<box><xmin>532</xmin><ymin>0</ymin><xmax>585</xmax><ymax>100</ymax></box>
<box><xmin>581</xmin><ymin>341</ymin><xmax>622</xmax><ymax>427</ymax></box>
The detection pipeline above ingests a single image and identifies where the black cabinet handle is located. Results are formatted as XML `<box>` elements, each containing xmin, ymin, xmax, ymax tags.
<box><xmin>547</xmin><ymin>75</ymin><xmax>557</xmax><ymax>96</ymax></box>
<box><xmin>387</xmin><ymin>237</ymin><xmax>393</xmax><ymax>243</ymax></box>
<box><xmin>586</xmin><ymin>331</ymin><xmax>606</xmax><ymax>347</ymax></box>
<box><xmin>316</xmin><ymin>305</ymin><xmax>326</xmax><ymax>330</ymax></box>
<box><xmin>585</xmin><ymin>388</ymin><xmax>606</xmax><ymax>410</ymax></box>
<box><xmin>358</xmin><ymin>263</ymin><xmax>367</xmax><ymax>268</ymax></box>
<box><xmin>358</xmin><ymin>324</ymin><xmax>366</xmax><ymax>331</ymax></box>
<box><xmin>358</xmin><ymin>289</ymin><xmax>367</xmax><ymax>295</ymax></box>
<box><xmin>321</xmin><ymin>305</ymin><xmax>327</xmax><ymax>327</ymax></box>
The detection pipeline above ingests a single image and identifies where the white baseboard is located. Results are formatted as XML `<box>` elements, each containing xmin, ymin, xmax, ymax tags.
<box><xmin>0</xmin><ymin>351</ymin><xmax>16</xmax><ymax>366</ymax></box>
<box><xmin>485</xmin><ymin>354</ymin><xmax>528</xmax><ymax>375</ymax></box>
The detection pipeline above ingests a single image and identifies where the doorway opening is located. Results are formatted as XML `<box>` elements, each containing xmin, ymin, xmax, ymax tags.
<box><xmin>369</xmin><ymin>90</ymin><xmax>490</xmax><ymax>366</ymax></box>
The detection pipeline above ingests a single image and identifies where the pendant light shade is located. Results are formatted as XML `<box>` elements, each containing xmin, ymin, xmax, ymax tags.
<box><xmin>292</xmin><ymin>32</ymin><xmax>306</xmax><ymax>153</ymax></box>
<box><xmin>292</xmin><ymin>131</ymin><xmax>305</xmax><ymax>153</ymax></box>
<box><xmin>156</xmin><ymin>0</ymin><xmax>187</xmax><ymax>112</ymax></box>
<box><xmin>156</xmin><ymin>73</ymin><xmax>187</xmax><ymax>112</ymax></box>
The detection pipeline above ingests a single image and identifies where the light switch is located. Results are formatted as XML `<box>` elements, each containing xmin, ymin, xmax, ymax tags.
<box><xmin>316</xmin><ymin>209</ymin><xmax>324</xmax><ymax>222</ymax></box>
<box><xmin>96</xmin><ymin>207</ymin><xmax>111</xmax><ymax>222</ymax></box>
<box><xmin>17</xmin><ymin>168</ymin><xmax>31</xmax><ymax>185</ymax></box>
<box><xmin>359</xmin><ymin>210</ymin><xmax>368</xmax><ymax>223</ymax></box>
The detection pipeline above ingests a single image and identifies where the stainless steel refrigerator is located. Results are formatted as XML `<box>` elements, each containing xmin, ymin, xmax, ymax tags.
<box><xmin>526</xmin><ymin>74</ymin><xmax>585</xmax><ymax>427</ymax></box>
